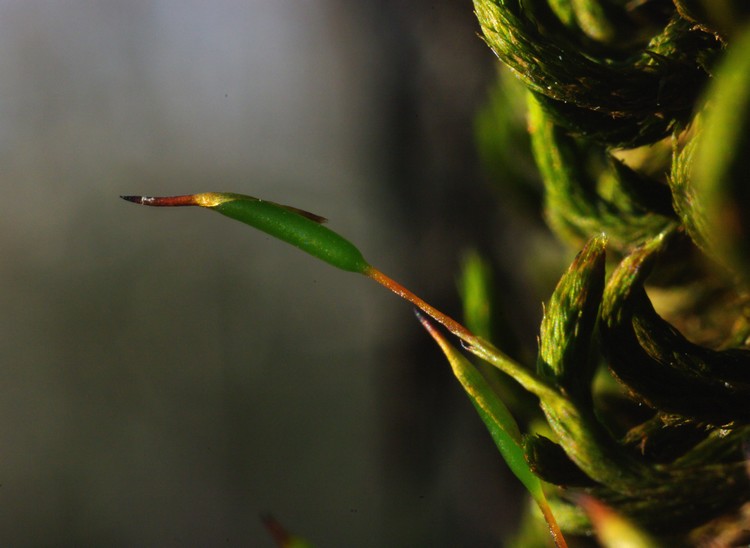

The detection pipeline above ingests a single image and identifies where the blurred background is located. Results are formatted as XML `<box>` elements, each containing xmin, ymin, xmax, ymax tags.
<box><xmin>0</xmin><ymin>1</ymin><xmax>551</xmax><ymax>545</ymax></box>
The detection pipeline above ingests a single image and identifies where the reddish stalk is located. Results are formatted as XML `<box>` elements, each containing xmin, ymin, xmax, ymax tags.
<box><xmin>540</xmin><ymin>503</ymin><xmax>569</xmax><ymax>548</ymax></box>
<box><xmin>365</xmin><ymin>266</ymin><xmax>476</xmax><ymax>343</ymax></box>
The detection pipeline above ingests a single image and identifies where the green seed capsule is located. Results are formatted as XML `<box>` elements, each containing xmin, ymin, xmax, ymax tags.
<box><xmin>121</xmin><ymin>192</ymin><xmax>371</xmax><ymax>273</ymax></box>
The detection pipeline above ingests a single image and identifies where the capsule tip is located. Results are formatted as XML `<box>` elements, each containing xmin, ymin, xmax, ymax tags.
<box><xmin>120</xmin><ymin>195</ymin><xmax>146</xmax><ymax>204</ymax></box>
<box><xmin>120</xmin><ymin>194</ymin><xmax>203</xmax><ymax>206</ymax></box>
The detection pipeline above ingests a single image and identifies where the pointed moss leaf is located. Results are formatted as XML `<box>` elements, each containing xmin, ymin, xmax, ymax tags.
<box><xmin>673</xmin><ymin>424</ymin><xmax>750</xmax><ymax>468</ymax></box>
<box><xmin>601</xmin><ymin>231</ymin><xmax>750</xmax><ymax>424</ymax></box>
<box><xmin>537</xmin><ymin>235</ymin><xmax>606</xmax><ymax>398</ymax></box>
<box><xmin>533</xmin><ymin>239</ymin><xmax>657</xmax><ymax>493</ymax></box>
<box><xmin>670</xmin><ymin>124</ymin><xmax>714</xmax><ymax>258</ymax></box>
<box><xmin>691</xmin><ymin>25</ymin><xmax>750</xmax><ymax>281</ymax></box>
<box><xmin>417</xmin><ymin>313</ymin><xmax>542</xmax><ymax>499</ymax></box>
<box><xmin>458</xmin><ymin>250</ymin><xmax>494</xmax><ymax>341</ymax></box>
<box><xmin>528</xmin><ymin>95</ymin><xmax>676</xmax><ymax>251</ymax></box>
<box><xmin>576</xmin><ymin>496</ymin><xmax>660</xmax><ymax>548</ymax></box>
<box><xmin>418</xmin><ymin>314</ymin><xmax>571</xmax><ymax>547</ymax></box>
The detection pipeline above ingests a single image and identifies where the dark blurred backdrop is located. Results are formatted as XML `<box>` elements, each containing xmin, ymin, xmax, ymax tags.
<box><xmin>0</xmin><ymin>2</ymin><xmax>544</xmax><ymax>545</ymax></box>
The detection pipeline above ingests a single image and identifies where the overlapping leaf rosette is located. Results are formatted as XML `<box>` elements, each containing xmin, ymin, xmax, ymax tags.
<box><xmin>473</xmin><ymin>0</ymin><xmax>750</xmax><ymax>544</ymax></box>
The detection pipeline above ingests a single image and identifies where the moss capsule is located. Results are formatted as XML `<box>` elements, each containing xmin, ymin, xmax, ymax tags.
<box><xmin>122</xmin><ymin>192</ymin><xmax>370</xmax><ymax>273</ymax></box>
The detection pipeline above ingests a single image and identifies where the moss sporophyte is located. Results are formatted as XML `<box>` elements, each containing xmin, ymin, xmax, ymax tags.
<box><xmin>121</xmin><ymin>192</ymin><xmax>567</xmax><ymax>544</ymax></box>
<box><xmin>124</xmin><ymin>1</ymin><xmax>750</xmax><ymax>545</ymax></box>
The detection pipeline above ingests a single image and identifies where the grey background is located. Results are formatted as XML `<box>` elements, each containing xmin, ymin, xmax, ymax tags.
<box><xmin>0</xmin><ymin>1</ymin><xmax>542</xmax><ymax>545</ymax></box>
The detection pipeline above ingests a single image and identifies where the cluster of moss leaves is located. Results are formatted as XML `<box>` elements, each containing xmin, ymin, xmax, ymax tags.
<box><xmin>471</xmin><ymin>0</ymin><xmax>750</xmax><ymax>544</ymax></box>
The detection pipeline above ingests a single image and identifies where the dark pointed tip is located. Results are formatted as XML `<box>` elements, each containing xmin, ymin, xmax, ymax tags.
<box><xmin>119</xmin><ymin>194</ymin><xmax>200</xmax><ymax>206</ymax></box>
<box><xmin>413</xmin><ymin>308</ymin><xmax>435</xmax><ymax>331</ymax></box>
